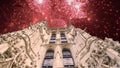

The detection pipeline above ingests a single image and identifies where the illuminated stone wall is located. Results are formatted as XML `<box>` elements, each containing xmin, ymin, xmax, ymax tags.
<box><xmin>71</xmin><ymin>26</ymin><xmax>120</xmax><ymax>68</ymax></box>
<box><xmin>0</xmin><ymin>21</ymin><xmax>120</xmax><ymax>68</ymax></box>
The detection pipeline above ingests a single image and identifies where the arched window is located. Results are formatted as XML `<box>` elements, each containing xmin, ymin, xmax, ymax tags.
<box><xmin>62</xmin><ymin>49</ymin><xmax>75</xmax><ymax>67</ymax></box>
<box><xmin>61</xmin><ymin>33</ymin><xmax>67</xmax><ymax>43</ymax></box>
<box><xmin>42</xmin><ymin>50</ymin><xmax>54</xmax><ymax>68</ymax></box>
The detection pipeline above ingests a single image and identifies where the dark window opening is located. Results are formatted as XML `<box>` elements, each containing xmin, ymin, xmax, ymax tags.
<box><xmin>63</xmin><ymin>50</ymin><xmax>72</xmax><ymax>58</ymax></box>
<box><xmin>61</xmin><ymin>33</ymin><xmax>67</xmax><ymax>43</ymax></box>
<box><xmin>49</xmin><ymin>34</ymin><xmax>56</xmax><ymax>43</ymax></box>
<box><xmin>64</xmin><ymin>65</ymin><xmax>74</xmax><ymax>67</ymax></box>
<box><xmin>62</xmin><ymin>49</ymin><xmax>75</xmax><ymax>67</ymax></box>
<box><xmin>42</xmin><ymin>66</ymin><xmax>52</xmax><ymax>68</ymax></box>
<box><xmin>42</xmin><ymin>50</ymin><xmax>54</xmax><ymax>68</ymax></box>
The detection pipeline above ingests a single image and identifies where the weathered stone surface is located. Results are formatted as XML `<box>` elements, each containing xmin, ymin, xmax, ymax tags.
<box><xmin>0</xmin><ymin>21</ymin><xmax>120</xmax><ymax>68</ymax></box>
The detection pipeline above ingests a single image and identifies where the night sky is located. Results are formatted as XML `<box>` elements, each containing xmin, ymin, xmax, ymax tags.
<box><xmin>0</xmin><ymin>0</ymin><xmax>120</xmax><ymax>41</ymax></box>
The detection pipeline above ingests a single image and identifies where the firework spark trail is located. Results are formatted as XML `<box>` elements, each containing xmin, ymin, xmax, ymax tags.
<box><xmin>27</xmin><ymin>0</ymin><xmax>88</xmax><ymax>27</ymax></box>
<box><xmin>0</xmin><ymin>0</ymin><xmax>120</xmax><ymax>41</ymax></box>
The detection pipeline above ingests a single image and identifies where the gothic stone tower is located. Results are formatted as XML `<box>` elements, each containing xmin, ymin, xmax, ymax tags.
<box><xmin>0</xmin><ymin>21</ymin><xmax>120</xmax><ymax>68</ymax></box>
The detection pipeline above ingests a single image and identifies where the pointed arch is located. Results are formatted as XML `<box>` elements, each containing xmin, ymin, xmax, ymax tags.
<box><xmin>42</xmin><ymin>50</ymin><xmax>54</xmax><ymax>68</ymax></box>
<box><xmin>62</xmin><ymin>49</ymin><xmax>75</xmax><ymax>67</ymax></box>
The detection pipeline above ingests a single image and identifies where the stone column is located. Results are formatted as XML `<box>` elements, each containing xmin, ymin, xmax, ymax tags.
<box><xmin>53</xmin><ymin>45</ymin><xmax>64</xmax><ymax>68</ymax></box>
<box><xmin>36</xmin><ymin>46</ymin><xmax>47</xmax><ymax>68</ymax></box>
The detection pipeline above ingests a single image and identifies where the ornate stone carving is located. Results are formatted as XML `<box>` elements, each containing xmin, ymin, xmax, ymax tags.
<box><xmin>0</xmin><ymin>21</ymin><xmax>119</xmax><ymax>68</ymax></box>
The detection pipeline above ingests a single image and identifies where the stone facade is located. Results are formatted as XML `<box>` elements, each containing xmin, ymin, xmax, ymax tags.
<box><xmin>0</xmin><ymin>21</ymin><xmax>120</xmax><ymax>68</ymax></box>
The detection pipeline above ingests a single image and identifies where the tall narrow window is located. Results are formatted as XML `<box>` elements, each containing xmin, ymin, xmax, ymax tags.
<box><xmin>62</xmin><ymin>49</ymin><xmax>75</xmax><ymax>67</ymax></box>
<box><xmin>49</xmin><ymin>33</ymin><xmax>56</xmax><ymax>43</ymax></box>
<box><xmin>42</xmin><ymin>50</ymin><xmax>54</xmax><ymax>68</ymax></box>
<box><xmin>61</xmin><ymin>33</ymin><xmax>67</xmax><ymax>43</ymax></box>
